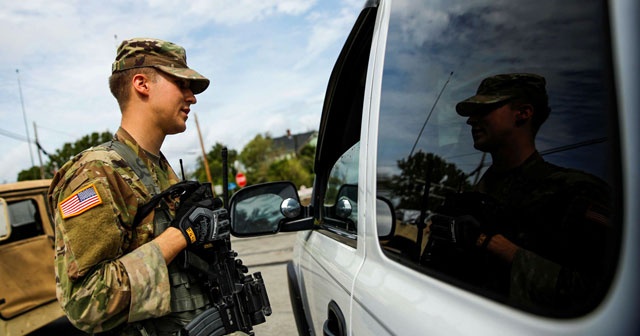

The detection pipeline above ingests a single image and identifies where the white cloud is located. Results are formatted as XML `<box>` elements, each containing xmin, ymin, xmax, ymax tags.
<box><xmin>0</xmin><ymin>0</ymin><xmax>361</xmax><ymax>182</ymax></box>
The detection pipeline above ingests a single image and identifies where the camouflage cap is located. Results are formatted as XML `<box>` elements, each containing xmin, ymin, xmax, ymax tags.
<box><xmin>456</xmin><ymin>73</ymin><xmax>548</xmax><ymax>116</ymax></box>
<box><xmin>112</xmin><ymin>38</ymin><xmax>210</xmax><ymax>94</ymax></box>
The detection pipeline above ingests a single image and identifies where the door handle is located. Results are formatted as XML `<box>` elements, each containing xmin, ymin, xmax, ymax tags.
<box><xmin>323</xmin><ymin>300</ymin><xmax>346</xmax><ymax>336</ymax></box>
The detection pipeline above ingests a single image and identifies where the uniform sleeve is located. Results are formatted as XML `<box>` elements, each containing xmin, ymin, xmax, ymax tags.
<box><xmin>51</xmin><ymin>158</ymin><xmax>171</xmax><ymax>333</ymax></box>
<box><xmin>120</xmin><ymin>241</ymin><xmax>171</xmax><ymax>322</ymax></box>
<box><xmin>509</xmin><ymin>182</ymin><xmax>612</xmax><ymax>314</ymax></box>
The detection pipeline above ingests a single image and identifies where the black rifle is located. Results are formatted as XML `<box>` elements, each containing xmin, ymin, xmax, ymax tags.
<box><xmin>176</xmin><ymin>183</ymin><xmax>271</xmax><ymax>336</ymax></box>
<box><xmin>134</xmin><ymin>180</ymin><xmax>271</xmax><ymax>336</ymax></box>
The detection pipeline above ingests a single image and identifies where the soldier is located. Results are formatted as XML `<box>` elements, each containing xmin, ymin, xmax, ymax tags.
<box><xmin>429</xmin><ymin>73</ymin><xmax>614</xmax><ymax>316</ymax></box>
<box><xmin>48</xmin><ymin>38</ymin><xmax>228</xmax><ymax>335</ymax></box>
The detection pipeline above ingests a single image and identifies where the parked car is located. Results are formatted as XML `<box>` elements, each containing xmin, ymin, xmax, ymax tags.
<box><xmin>229</xmin><ymin>0</ymin><xmax>639</xmax><ymax>334</ymax></box>
<box><xmin>0</xmin><ymin>179</ymin><xmax>65</xmax><ymax>336</ymax></box>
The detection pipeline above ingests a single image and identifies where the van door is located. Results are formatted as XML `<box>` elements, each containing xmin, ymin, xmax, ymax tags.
<box><xmin>296</xmin><ymin>3</ymin><xmax>378</xmax><ymax>335</ymax></box>
<box><xmin>354</xmin><ymin>0</ymin><xmax>625</xmax><ymax>334</ymax></box>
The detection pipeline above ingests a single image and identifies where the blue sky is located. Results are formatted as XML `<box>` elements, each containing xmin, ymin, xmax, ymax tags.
<box><xmin>0</xmin><ymin>0</ymin><xmax>363</xmax><ymax>183</ymax></box>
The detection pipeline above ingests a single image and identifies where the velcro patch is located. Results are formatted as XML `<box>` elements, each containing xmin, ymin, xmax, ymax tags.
<box><xmin>59</xmin><ymin>184</ymin><xmax>103</xmax><ymax>219</ymax></box>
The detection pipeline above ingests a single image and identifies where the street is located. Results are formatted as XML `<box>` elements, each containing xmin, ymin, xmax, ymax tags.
<box><xmin>29</xmin><ymin>232</ymin><xmax>299</xmax><ymax>336</ymax></box>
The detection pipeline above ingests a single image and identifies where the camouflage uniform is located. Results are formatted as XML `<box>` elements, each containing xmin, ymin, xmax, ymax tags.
<box><xmin>49</xmin><ymin>128</ymin><xmax>180</xmax><ymax>333</ymax></box>
<box><xmin>451</xmin><ymin>73</ymin><xmax>613</xmax><ymax>315</ymax></box>
<box><xmin>475</xmin><ymin>152</ymin><xmax>611</xmax><ymax>315</ymax></box>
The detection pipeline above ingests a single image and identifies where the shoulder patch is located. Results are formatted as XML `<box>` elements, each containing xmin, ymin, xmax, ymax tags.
<box><xmin>59</xmin><ymin>184</ymin><xmax>103</xmax><ymax>219</ymax></box>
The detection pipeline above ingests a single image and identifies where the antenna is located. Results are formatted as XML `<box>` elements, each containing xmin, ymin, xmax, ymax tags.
<box><xmin>409</xmin><ymin>71</ymin><xmax>454</xmax><ymax>158</ymax></box>
<box><xmin>16</xmin><ymin>69</ymin><xmax>36</xmax><ymax>176</ymax></box>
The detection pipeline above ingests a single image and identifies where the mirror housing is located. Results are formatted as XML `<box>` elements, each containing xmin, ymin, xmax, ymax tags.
<box><xmin>229</xmin><ymin>181</ymin><xmax>313</xmax><ymax>237</ymax></box>
<box><xmin>0</xmin><ymin>198</ymin><xmax>11</xmax><ymax>241</ymax></box>
<box><xmin>375</xmin><ymin>196</ymin><xmax>395</xmax><ymax>240</ymax></box>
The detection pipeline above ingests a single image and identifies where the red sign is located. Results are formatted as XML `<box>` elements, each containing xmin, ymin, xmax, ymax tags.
<box><xmin>235</xmin><ymin>172</ymin><xmax>247</xmax><ymax>188</ymax></box>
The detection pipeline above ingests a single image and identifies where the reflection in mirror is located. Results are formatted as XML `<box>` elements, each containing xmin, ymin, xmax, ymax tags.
<box><xmin>233</xmin><ymin>193</ymin><xmax>282</xmax><ymax>235</ymax></box>
<box><xmin>376</xmin><ymin>197</ymin><xmax>394</xmax><ymax>237</ymax></box>
<box><xmin>0</xmin><ymin>198</ymin><xmax>9</xmax><ymax>240</ymax></box>
<box><xmin>229</xmin><ymin>181</ymin><xmax>300</xmax><ymax>236</ymax></box>
<box><xmin>281</xmin><ymin>198</ymin><xmax>301</xmax><ymax>218</ymax></box>
<box><xmin>335</xmin><ymin>197</ymin><xmax>353</xmax><ymax>219</ymax></box>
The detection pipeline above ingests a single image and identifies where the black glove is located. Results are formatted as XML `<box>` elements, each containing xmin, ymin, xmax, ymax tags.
<box><xmin>171</xmin><ymin>185</ymin><xmax>229</xmax><ymax>247</ymax></box>
<box><xmin>430</xmin><ymin>214</ymin><xmax>487</xmax><ymax>249</ymax></box>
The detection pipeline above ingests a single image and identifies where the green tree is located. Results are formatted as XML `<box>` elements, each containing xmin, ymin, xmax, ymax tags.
<box><xmin>237</xmin><ymin>133</ymin><xmax>316</xmax><ymax>187</ymax></box>
<box><xmin>17</xmin><ymin>131</ymin><xmax>113</xmax><ymax>181</ymax></box>
<box><xmin>238</xmin><ymin>133</ymin><xmax>276</xmax><ymax>184</ymax></box>
<box><xmin>267</xmin><ymin>157</ymin><xmax>313</xmax><ymax>188</ymax></box>
<box><xmin>192</xmin><ymin>142</ymin><xmax>239</xmax><ymax>186</ymax></box>
<box><xmin>17</xmin><ymin>166</ymin><xmax>42</xmax><ymax>181</ymax></box>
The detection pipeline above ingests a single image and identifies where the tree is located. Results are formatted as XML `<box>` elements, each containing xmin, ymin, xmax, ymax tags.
<box><xmin>191</xmin><ymin>142</ymin><xmax>239</xmax><ymax>186</ymax></box>
<box><xmin>389</xmin><ymin>151</ymin><xmax>471</xmax><ymax>210</ymax></box>
<box><xmin>237</xmin><ymin>132</ymin><xmax>316</xmax><ymax>187</ymax></box>
<box><xmin>238</xmin><ymin>134</ymin><xmax>276</xmax><ymax>184</ymax></box>
<box><xmin>17</xmin><ymin>131</ymin><xmax>113</xmax><ymax>181</ymax></box>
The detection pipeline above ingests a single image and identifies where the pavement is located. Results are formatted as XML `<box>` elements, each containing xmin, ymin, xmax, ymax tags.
<box><xmin>232</xmin><ymin>232</ymin><xmax>299</xmax><ymax>336</ymax></box>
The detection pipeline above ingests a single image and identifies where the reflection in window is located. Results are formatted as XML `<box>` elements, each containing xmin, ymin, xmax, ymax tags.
<box><xmin>323</xmin><ymin>142</ymin><xmax>360</xmax><ymax>233</ymax></box>
<box><xmin>376</xmin><ymin>0</ymin><xmax>618</xmax><ymax>318</ymax></box>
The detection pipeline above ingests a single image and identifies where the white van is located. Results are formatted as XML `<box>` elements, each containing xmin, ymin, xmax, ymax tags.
<box><xmin>229</xmin><ymin>0</ymin><xmax>639</xmax><ymax>334</ymax></box>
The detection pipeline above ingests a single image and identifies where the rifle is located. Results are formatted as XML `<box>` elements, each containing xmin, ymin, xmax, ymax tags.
<box><xmin>133</xmin><ymin>154</ymin><xmax>271</xmax><ymax>336</ymax></box>
<box><xmin>176</xmin><ymin>182</ymin><xmax>271</xmax><ymax>336</ymax></box>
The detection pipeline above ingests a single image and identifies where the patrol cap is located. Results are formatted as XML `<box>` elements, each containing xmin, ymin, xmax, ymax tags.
<box><xmin>456</xmin><ymin>73</ymin><xmax>548</xmax><ymax>116</ymax></box>
<box><xmin>112</xmin><ymin>38</ymin><xmax>210</xmax><ymax>94</ymax></box>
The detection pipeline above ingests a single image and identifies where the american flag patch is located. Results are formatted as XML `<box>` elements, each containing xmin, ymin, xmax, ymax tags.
<box><xmin>59</xmin><ymin>184</ymin><xmax>103</xmax><ymax>219</ymax></box>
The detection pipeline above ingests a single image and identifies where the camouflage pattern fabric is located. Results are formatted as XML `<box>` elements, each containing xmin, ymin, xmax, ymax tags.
<box><xmin>48</xmin><ymin>127</ymin><xmax>181</xmax><ymax>333</ymax></box>
<box><xmin>475</xmin><ymin>152</ymin><xmax>612</xmax><ymax>315</ymax></box>
<box><xmin>111</xmin><ymin>37</ymin><xmax>210</xmax><ymax>95</ymax></box>
<box><xmin>456</xmin><ymin>73</ymin><xmax>548</xmax><ymax>116</ymax></box>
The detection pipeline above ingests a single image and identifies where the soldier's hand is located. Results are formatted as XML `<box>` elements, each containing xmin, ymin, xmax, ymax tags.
<box><xmin>430</xmin><ymin>214</ymin><xmax>486</xmax><ymax>249</ymax></box>
<box><xmin>171</xmin><ymin>195</ymin><xmax>229</xmax><ymax>246</ymax></box>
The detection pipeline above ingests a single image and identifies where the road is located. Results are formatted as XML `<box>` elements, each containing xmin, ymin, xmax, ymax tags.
<box><xmin>29</xmin><ymin>232</ymin><xmax>299</xmax><ymax>336</ymax></box>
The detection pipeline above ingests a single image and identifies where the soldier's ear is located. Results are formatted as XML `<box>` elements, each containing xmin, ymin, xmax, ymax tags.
<box><xmin>132</xmin><ymin>73</ymin><xmax>151</xmax><ymax>97</ymax></box>
<box><xmin>515</xmin><ymin>104</ymin><xmax>534</xmax><ymax>125</ymax></box>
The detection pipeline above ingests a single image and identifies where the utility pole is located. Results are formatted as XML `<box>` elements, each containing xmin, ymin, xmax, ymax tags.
<box><xmin>194</xmin><ymin>113</ymin><xmax>213</xmax><ymax>185</ymax></box>
<box><xmin>16</xmin><ymin>69</ymin><xmax>36</xmax><ymax>178</ymax></box>
<box><xmin>33</xmin><ymin>122</ymin><xmax>45</xmax><ymax>179</ymax></box>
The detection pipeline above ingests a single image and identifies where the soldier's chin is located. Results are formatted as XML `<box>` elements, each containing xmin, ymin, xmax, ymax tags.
<box><xmin>473</xmin><ymin>141</ymin><xmax>492</xmax><ymax>152</ymax></box>
<box><xmin>168</xmin><ymin>125</ymin><xmax>187</xmax><ymax>135</ymax></box>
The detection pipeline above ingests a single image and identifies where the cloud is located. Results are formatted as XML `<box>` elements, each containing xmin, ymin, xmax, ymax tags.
<box><xmin>0</xmin><ymin>0</ymin><xmax>360</xmax><ymax>183</ymax></box>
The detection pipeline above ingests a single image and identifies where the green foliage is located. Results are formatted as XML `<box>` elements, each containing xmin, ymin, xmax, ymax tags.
<box><xmin>238</xmin><ymin>133</ymin><xmax>315</xmax><ymax>187</ymax></box>
<box><xmin>17</xmin><ymin>131</ymin><xmax>113</xmax><ymax>181</ymax></box>
<box><xmin>17</xmin><ymin>166</ymin><xmax>42</xmax><ymax>181</ymax></box>
<box><xmin>191</xmin><ymin>142</ymin><xmax>239</xmax><ymax>185</ymax></box>
<box><xmin>268</xmin><ymin>157</ymin><xmax>313</xmax><ymax>188</ymax></box>
<box><xmin>238</xmin><ymin>134</ymin><xmax>275</xmax><ymax>184</ymax></box>
<box><xmin>17</xmin><ymin>129</ymin><xmax>317</xmax><ymax>190</ymax></box>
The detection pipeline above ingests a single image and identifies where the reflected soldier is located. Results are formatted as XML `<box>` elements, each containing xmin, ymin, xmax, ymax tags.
<box><xmin>429</xmin><ymin>73</ymin><xmax>613</xmax><ymax>316</ymax></box>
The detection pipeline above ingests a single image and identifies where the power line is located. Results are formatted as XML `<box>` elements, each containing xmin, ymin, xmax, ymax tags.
<box><xmin>0</xmin><ymin>127</ymin><xmax>30</xmax><ymax>142</ymax></box>
<box><xmin>0</xmin><ymin>127</ymin><xmax>52</xmax><ymax>158</ymax></box>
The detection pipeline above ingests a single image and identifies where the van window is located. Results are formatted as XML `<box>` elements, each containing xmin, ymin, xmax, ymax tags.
<box><xmin>315</xmin><ymin>5</ymin><xmax>377</xmax><ymax>245</ymax></box>
<box><xmin>375</xmin><ymin>0</ymin><xmax>619</xmax><ymax>317</ymax></box>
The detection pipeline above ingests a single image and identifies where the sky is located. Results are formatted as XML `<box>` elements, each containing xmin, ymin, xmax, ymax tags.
<box><xmin>0</xmin><ymin>0</ymin><xmax>364</xmax><ymax>183</ymax></box>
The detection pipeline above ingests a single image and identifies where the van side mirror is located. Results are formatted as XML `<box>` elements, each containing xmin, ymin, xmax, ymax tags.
<box><xmin>0</xmin><ymin>198</ymin><xmax>11</xmax><ymax>241</ymax></box>
<box><xmin>229</xmin><ymin>181</ymin><xmax>313</xmax><ymax>237</ymax></box>
<box><xmin>376</xmin><ymin>196</ymin><xmax>395</xmax><ymax>239</ymax></box>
